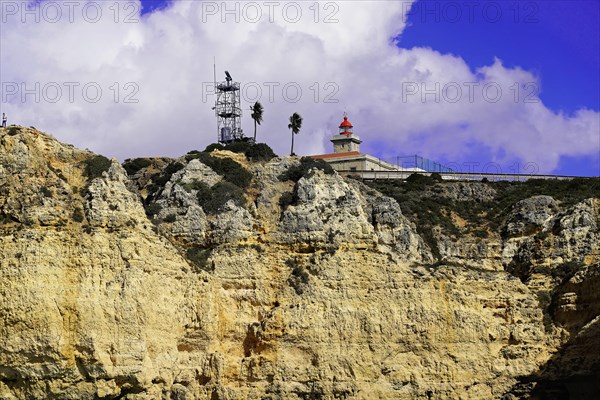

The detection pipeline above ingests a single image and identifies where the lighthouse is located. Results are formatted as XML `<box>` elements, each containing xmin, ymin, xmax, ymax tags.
<box><xmin>331</xmin><ymin>114</ymin><xmax>362</xmax><ymax>154</ymax></box>
<box><xmin>312</xmin><ymin>112</ymin><xmax>408</xmax><ymax>173</ymax></box>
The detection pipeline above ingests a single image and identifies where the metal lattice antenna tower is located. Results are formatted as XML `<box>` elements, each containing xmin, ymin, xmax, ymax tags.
<box><xmin>214</xmin><ymin>70</ymin><xmax>243</xmax><ymax>143</ymax></box>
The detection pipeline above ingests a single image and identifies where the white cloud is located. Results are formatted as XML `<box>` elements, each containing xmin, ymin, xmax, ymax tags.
<box><xmin>1</xmin><ymin>0</ymin><xmax>598</xmax><ymax>174</ymax></box>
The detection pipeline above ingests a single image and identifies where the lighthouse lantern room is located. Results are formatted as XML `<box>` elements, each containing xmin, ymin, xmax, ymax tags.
<box><xmin>331</xmin><ymin>114</ymin><xmax>362</xmax><ymax>154</ymax></box>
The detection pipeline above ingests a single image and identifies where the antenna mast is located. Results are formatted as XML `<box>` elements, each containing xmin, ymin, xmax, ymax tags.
<box><xmin>213</xmin><ymin>57</ymin><xmax>216</xmax><ymax>88</ymax></box>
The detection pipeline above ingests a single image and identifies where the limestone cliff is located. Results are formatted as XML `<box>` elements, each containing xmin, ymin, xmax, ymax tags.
<box><xmin>0</xmin><ymin>127</ymin><xmax>598</xmax><ymax>399</ymax></box>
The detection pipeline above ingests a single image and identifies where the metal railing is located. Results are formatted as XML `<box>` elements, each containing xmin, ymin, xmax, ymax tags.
<box><xmin>339</xmin><ymin>170</ymin><xmax>588</xmax><ymax>182</ymax></box>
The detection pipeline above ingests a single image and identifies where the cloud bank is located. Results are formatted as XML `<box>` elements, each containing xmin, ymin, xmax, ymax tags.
<box><xmin>1</xmin><ymin>0</ymin><xmax>598</xmax><ymax>174</ymax></box>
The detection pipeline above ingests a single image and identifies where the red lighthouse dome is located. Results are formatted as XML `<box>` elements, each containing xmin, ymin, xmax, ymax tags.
<box><xmin>339</xmin><ymin>115</ymin><xmax>353</xmax><ymax>135</ymax></box>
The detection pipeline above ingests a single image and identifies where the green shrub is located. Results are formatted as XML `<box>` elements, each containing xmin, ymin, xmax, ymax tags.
<box><xmin>181</xmin><ymin>179</ymin><xmax>208</xmax><ymax>193</ymax></box>
<box><xmin>193</xmin><ymin>153</ymin><xmax>252</xmax><ymax>189</ymax></box>
<box><xmin>551</xmin><ymin>261</ymin><xmax>581</xmax><ymax>283</ymax></box>
<box><xmin>419</xmin><ymin>226</ymin><xmax>441</xmax><ymax>260</ymax></box>
<box><xmin>198</xmin><ymin>181</ymin><xmax>246</xmax><ymax>214</ymax></box>
<box><xmin>152</xmin><ymin>173</ymin><xmax>171</xmax><ymax>187</ymax></box>
<box><xmin>536</xmin><ymin>291</ymin><xmax>552</xmax><ymax>309</ymax></box>
<box><xmin>279</xmin><ymin>192</ymin><xmax>295</xmax><ymax>209</ymax></box>
<box><xmin>225</xmin><ymin>141</ymin><xmax>252</xmax><ymax>154</ymax></box>
<box><xmin>145</xmin><ymin>202</ymin><xmax>162</xmax><ymax>217</ymax></box>
<box><xmin>164</xmin><ymin>162</ymin><xmax>184</xmax><ymax>176</ymax></box>
<box><xmin>185</xmin><ymin>247</ymin><xmax>214</xmax><ymax>272</ymax></box>
<box><xmin>217</xmin><ymin>158</ymin><xmax>252</xmax><ymax>188</ymax></box>
<box><xmin>148</xmin><ymin>161</ymin><xmax>185</xmax><ymax>196</ymax></box>
<box><xmin>72</xmin><ymin>207</ymin><xmax>84</xmax><ymax>223</ymax></box>
<box><xmin>7</xmin><ymin>127</ymin><xmax>20</xmax><ymax>136</ymax></box>
<box><xmin>192</xmin><ymin>148</ymin><xmax>258</xmax><ymax>189</ymax></box>
<box><xmin>279</xmin><ymin>157</ymin><xmax>334</xmax><ymax>182</ymax></box>
<box><xmin>201</xmin><ymin>142</ymin><xmax>277</xmax><ymax>162</ymax></box>
<box><xmin>194</xmin><ymin>181</ymin><xmax>212</xmax><ymax>205</ymax></box>
<box><xmin>185</xmin><ymin>150</ymin><xmax>203</xmax><ymax>162</ymax></box>
<box><xmin>406</xmin><ymin>173</ymin><xmax>437</xmax><ymax>186</ymax></box>
<box><xmin>145</xmin><ymin>176</ymin><xmax>162</xmax><ymax>201</ymax></box>
<box><xmin>203</xmin><ymin>143</ymin><xmax>225</xmax><ymax>153</ymax></box>
<box><xmin>288</xmin><ymin>265</ymin><xmax>310</xmax><ymax>295</ymax></box>
<box><xmin>430</xmin><ymin>172</ymin><xmax>444</xmax><ymax>182</ymax></box>
<box><xmin>164</xmin><ymin>213</ymin><xmax>177</xmax><ymax>223</ymax></box>
<box><xmin>246</xmin><ymin>143</ymin><xmax>277</xmax><ymax>162</ymax></box>
<box><xmin>123</xmin><ymin>158</ymin><xmax>151</xmax><ymax>175</ymax></box>
<box><xmin>292</xmin><ymin>266</ymin><xmax>309</xmax><ymax>282</ymax></box>
<box><xmin>40</xmin><ymin>186</ymin><xmax>52</xmax><ymax>198</ymax></box>
<box><xmin>473</xmin><ymin>229</ymin><xmax>488</xmax><ymax>238</ymax></box>
<box><xmin>83</xmin><ymin>155</ymin><xmax>111</xmax><ymax>179</ymax></box>
<box><xmin>0</xmin><ymin>213</ymin><xmax>9</xmax><ymax>224</ymax></box>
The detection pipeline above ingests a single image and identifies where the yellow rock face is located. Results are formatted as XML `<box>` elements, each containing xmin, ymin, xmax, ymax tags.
<box><xmin>0</xmin><ymin>127</ymin><xmax>598</xmax><ymax>399</ymax></box>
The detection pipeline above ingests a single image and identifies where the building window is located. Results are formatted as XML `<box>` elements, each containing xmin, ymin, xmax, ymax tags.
<box><xmin>350</xmin><ymin>167</ymin><xmax>357</xmax><ymax>172</ymax></box>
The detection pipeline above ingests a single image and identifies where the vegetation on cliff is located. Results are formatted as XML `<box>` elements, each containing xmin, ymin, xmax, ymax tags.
<box><xmin>122</xmin><ymin>157</ymin><xmax>152</xmax><ymax>175</ymax></box>
<box><xmin>365</xmin><ymin>175</ymin><xmax>600</xmax><ymax>259</ymax></box>
<box><xmin>197</xmin><ymin>141</ymin><xmax>277</xmax><ymax>162</ymax></box>
<box><xmin>278</xmin><ymin>157</ymin><xmax>334</xmax><ymax>182</ymax></box>
<box><xmin>82</xmin><ymin>154</ymin><xmax>112</xmax><ymax>180</ymax></box>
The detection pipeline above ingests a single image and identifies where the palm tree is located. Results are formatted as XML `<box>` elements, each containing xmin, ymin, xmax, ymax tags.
<box><xmin>250</xmin><ymin>101</ymin><xmax>264</xmax><ymax>142</ymax></box>
<box><xmin>288</xmin><ymin>112</ymin><xmax>303</xmax><ymax>156</ymax></box>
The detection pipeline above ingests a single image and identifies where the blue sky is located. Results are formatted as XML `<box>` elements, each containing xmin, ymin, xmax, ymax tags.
<box><xmin>399</xmin><ymin>0</ymin><xmax>600</xmax><ymax>114</ymax></box>
<box><xmin>392</xmin><ymin>0</ymin><xmax>600</xmax><ymax>175</ymax></box>
<box><xmin>2</xmin><ymin>0</ymin><xmax>599</xmax><ymax>176</ymax></box>
<box><xmin>140</xmin><ymin>0</ymin><xmax>171</xmax><ymax>15</ymax></box>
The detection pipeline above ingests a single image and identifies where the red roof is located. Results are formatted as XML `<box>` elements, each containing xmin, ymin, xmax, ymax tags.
<box><xmin>339</xmin><ymin>116</ymin><xmax>353</xmax><ymax>128</ymax></box>
<box><xmin>311</xmin><ymin>151</ymin><xmax>361</xmax><ymax>159</ymax></box>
